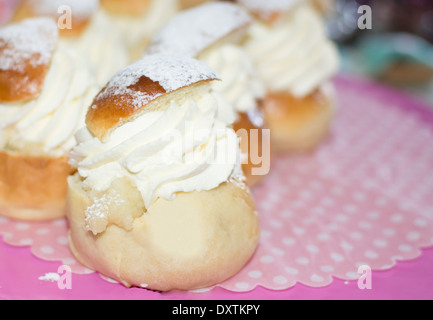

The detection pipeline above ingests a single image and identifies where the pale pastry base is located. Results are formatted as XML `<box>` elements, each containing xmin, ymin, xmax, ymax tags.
<box><xmin>0</xmin><ymin>150</ymin><xmax>74</xmax><ymax>221</ymax></box>
<box><xmin>66</xmin><ymin>174</ymin><xmax>260</xmax><ymax>291</ymax></box>
<box><xmin>263</xmin><ymin>84</ymin><xmax>336</xmax><ymax>153</ymax></box>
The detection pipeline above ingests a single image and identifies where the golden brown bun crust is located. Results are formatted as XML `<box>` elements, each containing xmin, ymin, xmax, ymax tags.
<box><xmin>263</xmin><ymin>88</ymin><xmax>335</xmax><ymax>153</ymax></box>
<box><xmin>0</xmin><ymin>19</ymin><xmax>56</xmax><ymax>103</ymax></box>
<box><xmin>0</xmin><ymin>57</ymin><xmax>48</xmax><ymax>103</ymax></box>
<box><xmin>86</xmin><ymin>76</ymin><xmax>166</xmax><ymax>140</ymax></box>
<box><xmin>234</xmin><ymin>111</ymin><xmax>269</xmax><ymax>187</ymax></box>
<box><xmin>86</xmin><ymin>78</ymin><xmax>215</xmax><ymax>141</ymax></box>
<box><xmin>67</xmin><ymin>174</ymin><xmax>260</xmax><ymax>291</ymax></box>
<box><xmin>100</xmin><ymin>0</ymin><xmax>152</xmax><ymax>16</ymax></box>
<box><xmin>86</xmin><ymin>54</ymin><xmax>220</xmax><ymax>140</ymax></box>
<box><xmin>13</xmin><ymin>0</ymin><xmax>91</xmax><ymax>37</ymax></box>
<box><xmin>0</xmin><ymin>150</ymin><xmax>75</xmax><ymax>221</ymax></box>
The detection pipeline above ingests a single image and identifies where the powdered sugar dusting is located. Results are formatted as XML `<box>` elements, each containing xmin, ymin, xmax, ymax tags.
<box><xmin>147</xmin><ymin>2</ymin><xmax>251</xmax><ymax>57</ymax></box>
<box><xmin>237</xmin><ymin>0</ymin><xmax>302</xmax><ymax>15</ymax></box>
<box><xmin>97</xmin><ymin>54</ymin><xmax>219</xmax><ymax>110</ymax></box>
<box><xmin>85</xmin><ymin>190</ymin><xmax>125</xmax><ymax>235</ymax></box>
<box><xmin>0</xmin><ymin>18</ymin><xmax>58</xmax><ymax>72</ymax></box>
<box><xmin>29</xmin><ymin>0</ymin><xmax>99</xmax><ymax>20</ymax></box>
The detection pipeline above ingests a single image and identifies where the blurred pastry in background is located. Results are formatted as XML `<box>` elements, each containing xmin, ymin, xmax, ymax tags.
<box><xmin>178</xmin><ymin>0</ymin><xmax>212</xmax><ymax>10</ymax></box>
<box><xmin>147</xmin><ymin>1</ymin><xmax>269</xmax><ymax>186</ymax></box>
<box><xmin>99</xmin><ymin>0</ymin><xmax>179</xmax><ymax>61</ymax></box>
<box><xmin>13</xmin><ymin>0</ymin><xmax>129</xmax><ymax>87</ymax></box>
<box><xmin>67</xmin><ymin>54</ymin><xmax>260</xmax><ymax>291</ymax></box>
<box><xmin>0</xmin><ymin>18</ymin><xmax>97</xmax><ymax>221</ymax></box>
<box><xmin>369</xmin><ymin>0</ymin><xmax>433</xmax><ymax>44</ymax></box>
<box><xmin>311</xmin><ymin>0</ymin><xmax>335</xmax><ymax>16</ymax></box>
<box><xmin>238</xmin><ymin>0</ymin><xmax>340</xmax><ymax>153</ymax></box>
<box><xmin>357</xmin><ymin>33</ymin><xmax>433</xmax><ymax>86</ymax></box>
<box><xmin>14</xmin><ymin>0</ymin><xmax>97</xmax><ymax>37</ymax></box>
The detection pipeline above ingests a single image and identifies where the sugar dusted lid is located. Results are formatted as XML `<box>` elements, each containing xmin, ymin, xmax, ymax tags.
<box><xmin>0</xmin><ymin>17</ymin><xmax>58</xmax><ymax>102</ymax></box>
<box><xmin>147</xmin><ymin>1</ymin><xmax>251</xmax><ymax>57</ymax></box>
<box><xmin>86</xmin><ymin>53</ymin><xmax>220</xmax><ymax>140</ymax></box>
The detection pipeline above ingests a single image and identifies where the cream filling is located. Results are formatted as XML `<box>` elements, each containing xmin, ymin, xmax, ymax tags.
<box><xmin>0</xmin><ymin>43</ymin><xmax>97</xmax><ymax>157</ymax></box>
<box><xmin>199</xmin><ymin>44</ymin><xmax>265</xmax><ymax>121</ymax></box>
<box><xmin>245</xmin><ymin>4</ymin><xmax>339</xmax><ymax>98</ymax></box>
<box><xmin>70</xmin><ymin>88</ymin><xmax>243</xmax><ymax>209</ymax></box>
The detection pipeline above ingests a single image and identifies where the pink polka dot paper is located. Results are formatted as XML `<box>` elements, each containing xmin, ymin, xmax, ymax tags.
<box><xmin>0</xmin><ymin>218</ymin><xmax>92</xmax><ymax>275</ymax></box>
<box><xmin>1</xmin><ymin>76</ymin><xmax>433</xmax><ymax>292</ymax></box>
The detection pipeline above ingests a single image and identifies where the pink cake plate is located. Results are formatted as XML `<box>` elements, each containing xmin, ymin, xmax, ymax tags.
<box><xmin>1</xmin><ymin>74</ymin><xmax>433</xmax><ymax>299</ymax></box>
<box><xmin>2</xmin><ymin>0</ymin><xmax>433</xmax><ymax>301</ymax></box>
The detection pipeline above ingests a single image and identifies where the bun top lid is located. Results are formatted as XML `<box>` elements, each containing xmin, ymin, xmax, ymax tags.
<box><xmin>86</xmin><ymin>53</ymin><xmax>220</xmax><ymax>141</ymax></box>
<box><xmin>147</xmin><ymin>2</ymin><xmax>251</xmax><ymax>58</ymax></box>
<box><xmin>0</xmin><ymin>17</ymin><xmax>58</xmax><ymax>102</ymax></box>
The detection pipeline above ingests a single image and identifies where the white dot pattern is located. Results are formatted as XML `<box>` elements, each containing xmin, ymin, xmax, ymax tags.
<box><xmin>0</xmin><ymin>78</ymin><xmax>432</xmax><ymax>292</ymax></box>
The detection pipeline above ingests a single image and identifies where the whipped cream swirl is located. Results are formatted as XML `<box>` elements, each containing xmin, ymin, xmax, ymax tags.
<box><xmin>199</xmin><ymin>44</ymin><xmax>265</xmax><ymax>118</ymax></box>
<box><xmin>245</xmin><ymin>4</ymin><xmax>339</xmax><ymax>98</ymax></box>
<box><xmin>0</xmin><ymin>43</ymin><xmax>97</xmax><ymax>157</ymax></box>
<box><xmin>70</xmin><ymin>87</ymin><xmax>243</xmax><ymax>209</ymax></box>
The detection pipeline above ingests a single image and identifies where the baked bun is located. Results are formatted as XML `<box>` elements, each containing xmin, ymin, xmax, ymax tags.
<box><xmin>0</xmin><ymin>151</ymin><xmax>74</xmax><ymax>221</ymax></box>
<box><xmin>242</xmin><ymin>2</ymin><xmax>340</xmax><ymax>152</ymax></box>
<box><xmin>67</xmin><ymin>54</ymin><xmax>260</xmax><ymax>291</ymax></box>
<box><xmin>0</xmin><ymin>18</ymin><xmax>57</xmax><ymax>102</ymax></box>
<box><xmin>148</xmin><ymin>2</ymin><xmax>269</xmax><ymax>186</ymax></box>
<box><xmin>85</xmin><ymin>54</ymin><xmax>219</xmax><ymax>141</ymax></box>
<box><xmin>0</xmin><ymin>18</ymin><xmax>96</xmax><ymax>221</ymax></box>
<box><xmin>68</xmin><ymin>176</ymin><xmax>259</xmax><ymax>291</ymax></box>
<box><xmin>263</xmin><ymin>84</ymin><xmax>335</xmax><ymax>153</ymax></box>
<box><xmin>13</xmin><ymin>0</ymin><xmax>98</xmax><ymax>37</ymax></box>
<box><xmin>12</xmin><ymin>0</ymin><xmax>128</xmax><ymax>87</ymax></box>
